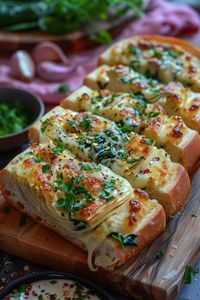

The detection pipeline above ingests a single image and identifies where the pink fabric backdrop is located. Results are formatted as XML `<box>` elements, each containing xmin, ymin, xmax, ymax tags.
<box><xmin>0</xmin><ymin>0</ymin><xmax>200</xmax><ymax>104</ymax></box>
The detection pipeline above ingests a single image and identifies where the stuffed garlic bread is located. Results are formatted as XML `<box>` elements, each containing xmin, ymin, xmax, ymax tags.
<box><xmin>66</xmin><ymin>85</ymin><xmax>200</xmax><ymax>172</ymax></box>
<box><xmin>29</xmin><ymin>107</ymin><xmax>190</xmax><ymax>217</ymax></box>
<box><xmin>99</xmin><ymin>36</ymin><xmax>200</xmax><ymax>92</ymax></box>
<box><xmin>85</xmin><ymin>64</ymin><xmax>200</xmax><ymax>136</ymax></box>
<box><xmin>0</xmin><ymin>144</ymin><xmax>166</xmax><ymax>271</ymax></box>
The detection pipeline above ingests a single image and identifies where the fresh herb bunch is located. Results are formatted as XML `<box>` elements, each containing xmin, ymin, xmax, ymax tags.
<box><xmin>0</xmin><ymin>0</ymin><xmax>144</xmax><ymax>36</ymax></box>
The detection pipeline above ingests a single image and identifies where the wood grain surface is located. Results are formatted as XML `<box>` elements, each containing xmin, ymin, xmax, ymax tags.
<box><xmin>0</xmin><ymin>167</ymin><xmax>200</xmax><ymax>300</ymax></box>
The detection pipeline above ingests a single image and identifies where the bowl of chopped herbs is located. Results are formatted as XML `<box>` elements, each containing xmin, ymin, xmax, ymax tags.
<box><xmin>0</xmin><ymin>88</ymin><xmax>44</xmax><ymax>151</ymax></box>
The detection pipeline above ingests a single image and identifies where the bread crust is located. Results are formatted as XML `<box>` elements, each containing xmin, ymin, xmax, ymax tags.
<box><xmin>28</xmin><ymin>106</ymin><xmax>191</xmax><ymax>218</ymax></box>
<box><xmin>83</xmin><ymin>69</ymin><xmax>200</xmax><ymax>173</ymax></box>
<box><xmin>0</xmin><ymin>169</ymin><xmax>166</xmax><ymax>271</ymax></box>
<box><xmin>95</xmin><ymin>203</ymin><xmax>166</xmax><ymax>270</ymax></box>
<box><xmin>98</xmin><ymin>35</ymin><xmax>200</xmax><ymax>65</ymax></box>
<box><xmin>151</xmin><ymin>164</ymin><xmax>190</xmax><ymax>218</ymax></box>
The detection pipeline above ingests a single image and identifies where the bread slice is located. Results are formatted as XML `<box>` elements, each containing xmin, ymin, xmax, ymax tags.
<box><xmin>61</xmin><ymin>84</ymin><xmax>200</xmax><ymax>173</ymax></box>
<box><xmin>29</xmin><ymin>106</ymin><xmax>191</xmax><ymax>217</ymax></box>
<box><xmin>0</xmin><ymin>144</ymin><xmax>166</xmax><ymax>271</ymax></box>
<box><xmin>98</xmin><ymin>35</ymin><xmax>200</xmax><ymax>92</ymax></box>
<box><xmin>84</xmin><ymin>64</ymin><xmax>200</xmax><ymax>137</ymax></box>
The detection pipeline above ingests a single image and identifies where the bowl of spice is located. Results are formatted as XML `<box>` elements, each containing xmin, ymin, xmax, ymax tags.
<box><xmin>0</xmin><ymin>271</ymin><xmax>113</xmax><ymax>300</ymax></box>
<box><xmin>0</xmin><ymin>88</ymin><xmax>44</xmax><ymax>151</ymax></box>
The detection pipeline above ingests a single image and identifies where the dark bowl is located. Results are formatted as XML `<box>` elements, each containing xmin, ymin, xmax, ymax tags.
<box><xmin>0</xmin><ymin>271</ymin><xmax>113</xmax><ymax>300</ymax></box>
<box><xmin>0</xmin><ymin>88</ymin><xmax>44</xmax><ymax>151</ymax></box>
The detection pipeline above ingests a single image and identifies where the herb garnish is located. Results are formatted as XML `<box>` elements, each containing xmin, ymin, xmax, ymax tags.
<box><xmin>10</xmin><ymin>284</ymin><xmax>28</xmax><ymax>297</ymax></box>
<box><xmin>53</xmin><ymin>174</ymin><xmax>93</xmax><ymax>213</ymax></box>
<box><xmin>42</xmin><ymin>163</ymin><xmax>50</xmax><ymax>173</ymax></box>
<box><xmin>102</xmin><ymin>93</ymin><xmax>118</xmax><ymax>106</ymax></box>
<box><xmin>80</xmin><ymin>115</ymin><xmax>93</xmax><ymax>130</ymax></box>
<box><xmin>0</xmin><ymin>100</ymin><xmax>31</xmax><ymax>136</ymax></box>
<box><xmin>128</xmin><ymin>45</ymin><xmax>141</xmax><ymax>56</ymax></box>
<box><xmin>148</xmin><ymin>111</ymin><xmax>160</xmax><ymax>118</ymax></box>
<box><xmin>99</xmin><ymin>179</ymin><xmax>115</xmax><ymax>201</ymax></box>
<box><xmin>41</xmin><ymin>118</ymin><xmax>51</xmax><ymax>134</ymax></box>
<box><xmin>81</xmin><ymin>163</ymin><xmax>101</xmax><ymax>172</ymax></box>
<box><xmin>110</xmin><ymin>232</ymin><xmax>137</xmax><ymax>248</ymax></box>
<box><xmin>127</xmin><ymin>155</ymin><xmax>144</xmax><ymax>164</ymax></box>
<box><xmin>183</xmin><ymin>265</ymin><xmax>198</xmax><ymax>284</ymax></box>
<box><xmin>55</xmin><ymin>83</ymin><xmax>69</xmax><ymax>93</ymax></box>
<box><xmin>68</xmin><ymin>119</ymin><xmax>77</xmax><ymax>129</ymax></box>
<box><xmin>143</xmin><ymin>138</ymin><xmax>154</xmax><ymax>145</ymax></box>
<box><xmin>155</xmin><ymin>249</ymin><xmax>164</xmax><ymax>260</ymax></box>
<box><xmin>52</xmin><ymin>141</ymin><xmax>66</xmax><ymax>154</ymax></box>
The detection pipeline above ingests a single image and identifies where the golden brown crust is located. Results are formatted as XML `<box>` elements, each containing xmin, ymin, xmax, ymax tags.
<box><xmin>98</xmin><ymin>35</ymin><xmax>200</xmax><ymax>65</ymax></box>
<box><xmin>105</xmin><ymin>203</ymin><xmax>166</xmax><ymax>270</ymax></box>
<box><xmin>83</xmin><ymin>69</ymin><xmax>200</xmax><ymax>173</ymax></box>
<box><xmin>152</xmin><ymin>164</ymin><xmax>190</xmax><ymax>218</ymax></box>
<box><xmin>0</xmin><ymin>169</ymin><xmax>166</xmax><ymax>271</ymax></box>
<box><xmin>179</xmin><ymin>131</ymin><xmax>200</xmax><ymax>174</ymax></box>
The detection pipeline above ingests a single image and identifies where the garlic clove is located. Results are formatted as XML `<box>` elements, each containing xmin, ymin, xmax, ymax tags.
<box><xmin>37</xmin><ymin>61</ymin><xmax>72</xmax><ymax>82</ymax></box>
<box><xmin>10</xmin><ymin>50</ymin><xmax>35</xmax><ymax>82</ymax></box>
<box><xmin>32</xmin><ymin>42</ymin><xmax>68</xmax><ymax>65</ymax></box>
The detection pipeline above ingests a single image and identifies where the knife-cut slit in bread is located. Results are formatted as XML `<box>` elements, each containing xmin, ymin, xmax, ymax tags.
<box><xmin>29</xmin><ymin>107</ymin><xmax>190</xmax><ymax>217</ymax></box>
<box><xmin>84</xmin><ymin>64</ymin><xmax>200</xmax><ymax>136</ymax></box>
<box><xmin>65</xmin><ymin>84</ymin><xmax>200</xmax><ymax>173</ymax></box>
<box><xmin>0</xmin><ymin>144</ymin><xmax>166</xmax><ymax>271</ymax></box>
<box><xmin>98</xmin><ymin>35</ymin><xmax>200</xmax><ymax>92</ymax></box>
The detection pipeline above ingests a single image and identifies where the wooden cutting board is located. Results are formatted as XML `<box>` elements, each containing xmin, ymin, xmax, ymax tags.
<box><xmin>0</xmin><ymin>168</ymin><xmax>200</xmax><ymax>300</ymax></box>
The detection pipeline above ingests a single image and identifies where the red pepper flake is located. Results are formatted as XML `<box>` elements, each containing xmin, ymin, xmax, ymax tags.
<box><xmin>189</xmin><ymin>98</ymin><xmax>200</xmax><ymax>112</ymax></box>
<box><xmin>129</xmin><ymin>199</ymin><xmax>141</xmax><ymax>212</ymax></box>
<box><xmin>134</xmin><ymin>188</ymin><xmax>149</xmax><ymax>200</ymax></box>
<box><xmin>128</xmin><ymin>212</ymin><xmax>137</xmax><ymax>226</ymax></box>
<box><xmin>143</xmin><ymin>168</ymin><xmax>151</xmax><ymax>174</ymax></box>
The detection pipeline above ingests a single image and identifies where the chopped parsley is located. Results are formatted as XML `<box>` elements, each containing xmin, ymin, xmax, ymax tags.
<box><xmin>127</xmin><ymin>155</ymin><xmax>144</xmax><ymax>164</ymax></box>
<box><xmin>0</xmin><ymin>100</ymin><xmax>31</xmax><ymax>136</ymax></box>
<box><xmin>110</xmin><ymin>232</ymin><xmax>137</xmax><ymax>248</ymax></box>
<box><xmin>120</xmin><ymin>124</ymin><xmax>132</xmax><ymax>133</ymax></box>
<box><xmin>143</xmin><ymin>138</ymin><xmax>154</xmax><ymax>145</ymax></box>
<box><xmin>135</xmin><ymin>97</ymin><xmax>147</xmax><ymax>108</ymax></box>
<box><xmin>32</xmin><ymin>157</ymin><xmax>43</xmax><ymax>163</ymax></box>
<box><xmin>120</xmin><ymin>75</ymin><xmax>133</xmax><ymax>84</ymax></box>
<box><xmin>80</xmin><ymin>115</ymin><xmax>93</xmax><ymax>130</ymax></box>
<box><xmin>42</xmin><ymin>163</ymin><xmax>50</xmax><ymax>173</ymax></box>
<box><xmin>10</xmin><ymin>284</ymin><xmax>28</xmax><ymax>297</ymax></box>
<box><xmin>54</xmin><ymin>83</ymin><xmax>69</xmax><ymax>93</ymax></box>
<box><xmin>147</xmin><ymin>111</ymin><xmax>160</xmax><ymax>118</ymax></box>
<box><xmin>132</xmin><ymin>105</ymin><xmax>142</xmax><ymax>116</ymax></box>
<box><xmin>41</xmin><ymin>118</ymin><xmax>51</xmax><ymax>134</ymax></box>
<box><xmin>99</xmin><ymin>179</ymin><xmax>115</xmax><ymax>201</ymax></box>
<box><xmin>127</xmin><ymin>44</ymin><xmax>141</xmax><ymax>56</ymax></box>
<box><xmin>155</xmin><ymin>249</ymin><xmax>164</xmax><ymax>260</ymax></box>
<box><xmin>68</xmin><ymin>119</ymin><xmax>77</xmax><ymax>129</ymax></box>
<box><xmin>81</xmin><ymin>163</ymin><xmax>101</xmax><ymax>172</ymax></box>
<box><xmin>52</xmin><ymin>141</ymin><xmax>66</xmax><ymax>154</ymax></box>
<box><xmin>183</xmin><ymin>265</ymin><xmax>198</xmax><ymax>284</ymax></box>
<box><xmin>191</xmin><ymin>214</ymin><xmax>197</xmax><ymax>218</ymax></box>
<box><xmin>102</xmin><ymin>93</ymin><xmax>118</xmax><ymax>106</ymax></box>
<box><xmin>54</xmin><ymin>175</ymin><xmax>93</xmax><ymax>213</ymax></box>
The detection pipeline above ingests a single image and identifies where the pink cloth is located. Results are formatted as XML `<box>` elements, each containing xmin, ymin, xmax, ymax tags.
<box><xmin>0</xmin><ymin>0</ymin><xmax>200</xmax><ymax>104</ymax></box>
